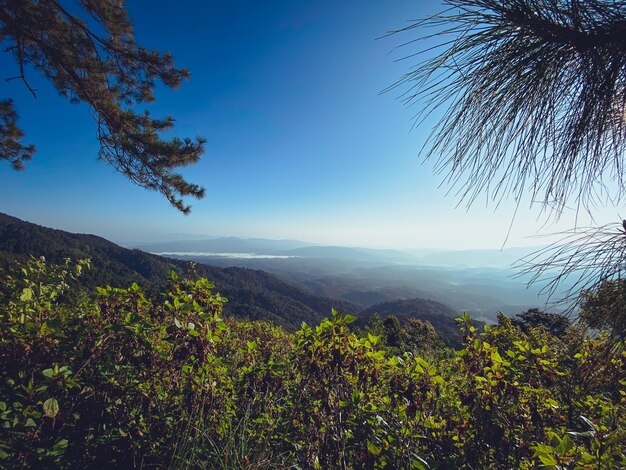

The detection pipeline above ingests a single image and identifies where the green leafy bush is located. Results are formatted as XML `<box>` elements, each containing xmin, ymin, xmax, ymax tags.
<box><xmin>0</xmin><ymin>257</ymin><xmax>228</xmax><ymax>467</ymax></box>
<box><xmin>1</xmin><ymin>258</ymin><xmax>624</xmax><ymax>468</ymax></box>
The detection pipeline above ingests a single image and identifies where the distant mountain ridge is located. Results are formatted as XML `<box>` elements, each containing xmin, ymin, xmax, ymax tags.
<box><xmin>364</xmin><ymin>298</ymin><xmax>458</xmax><ymax>319</ymax></box>
<box><xmin>0</xmin><ymin>212</ymin><xmax>491</xmax><ymax>343</ymax></box>
<box><xmin>0</xmin><ymin>212</ymin><xmax>356</xmax><ymax>329</ymax></box>
<box><xmin>411</xmin><ymin>247</ymin><xmax>539</xmax><ymax>268</ymax></box>
<box><xmin>133</xmin><ymin>237</ymin><xmax>314</xmax><ymax>255</ymax></box>
<box><xmin>134</xmin><ymin>237</ymin><xmax>542</xmax><ymax>269</ymax></box>
<box><xmin>131</xmin><ymin>237</ymin><xmax>558</xmax><ymax>321</ymax></box>
<box><xmin>137</xmin><ymin>239</ymin><xmax>416</xmax><ymax>264</ymax></box>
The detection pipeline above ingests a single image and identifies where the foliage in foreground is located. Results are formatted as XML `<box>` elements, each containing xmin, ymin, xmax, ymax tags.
<box><xmin>0</xmin><ymin>258</ymin><xmax>624</xmax><ymax>468</ymax></box>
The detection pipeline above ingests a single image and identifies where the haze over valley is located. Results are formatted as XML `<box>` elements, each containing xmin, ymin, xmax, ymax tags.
<box><xmin>0</xmin><ymin>211</ymin><xmax>561</xmax><ymax>328</ymax></box>
<box><xmin>133</xmin><ymin>236</ymin><xmax>559</xmax><ymax>323</ymax></box>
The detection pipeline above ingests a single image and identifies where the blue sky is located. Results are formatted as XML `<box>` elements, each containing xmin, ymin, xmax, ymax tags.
<box><xmin>0</xmin><ymin>0</ymin><xmax>620</xmax><ymax>249</ymax></box>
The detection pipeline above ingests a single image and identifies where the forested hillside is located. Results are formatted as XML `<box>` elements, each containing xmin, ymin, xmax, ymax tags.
<box><xmin>0</xmin><ymin>212</ymin><xmax>358</xmax><ymax>329</ymax></box>
<box><xmin>0</xmin><ymin>213</ymin><xmax>467</xmax><ymax>337</ymax></box>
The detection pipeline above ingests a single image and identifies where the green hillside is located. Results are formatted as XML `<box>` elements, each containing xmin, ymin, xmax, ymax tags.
<box><xmin>0</xmin><ymin>213</ymin><xmax>476</xmax><ymax>342</ymax></box>
<box><xmin>0</xmin><ymin>212</ymin><xmax>357</xmax><ymax>330</ymax></box>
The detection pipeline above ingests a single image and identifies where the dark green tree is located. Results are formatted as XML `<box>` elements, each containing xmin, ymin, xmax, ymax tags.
<box><xmin>579</xmin><ymin>279</ymin><xmax>626</xmax><ymax>342</ymax></box>
<box><xmin>0</xmin><ymin>0</ymin><xmax>205</xmax><ymax>213</ymax></box>
<box><xmin>511</xmin><ymin>308</ymin><xmax>571</xmax><ymax>338</ymax></box>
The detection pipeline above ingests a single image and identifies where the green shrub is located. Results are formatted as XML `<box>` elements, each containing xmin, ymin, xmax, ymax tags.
<box><xmin>0</xmin><ymin>257</ymin><xmax>228</xmax><ymax>467</ymax></box>
<box><xmin>1</xmin><ymin>257</ymin><xmax>624</xmax><ymax>468</ymax></box>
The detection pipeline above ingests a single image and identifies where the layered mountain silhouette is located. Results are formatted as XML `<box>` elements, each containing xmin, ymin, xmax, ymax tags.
<box><xmin>0</xmin><ymin>212</ymin><xmax>356</xmax><ymax>329</ymax></box>
<box><xmin>0</xmin><ymin>212</ymin><xmax>475</xmax><ymax>340</ymax></box>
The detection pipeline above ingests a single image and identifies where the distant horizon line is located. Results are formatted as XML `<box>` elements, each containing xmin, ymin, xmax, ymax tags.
<box><xmin>0</xmin><ymin>210</ymin><xmax>548</xmax><ymax>253</ymax></box>
<box><xmin>126</xmin><ymin>235</ymin><xmax>544</xmax><ymax>254</ymax></box>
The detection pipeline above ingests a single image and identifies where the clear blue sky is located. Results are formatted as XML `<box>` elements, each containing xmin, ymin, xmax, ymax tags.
<box><xmin>0</xmin><ymin>0</ymin><xmax>620</xmax><ymax>249</ymax></box>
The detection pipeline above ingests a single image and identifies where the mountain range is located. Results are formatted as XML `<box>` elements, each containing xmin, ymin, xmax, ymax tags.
<box><xmin>0</xmin><ymin>212</ymin><xmax>470</xmax><ymax>340</ymax></box>
<box><xmin>134</xmin><ymin>238</ymin><xmax>540</xmax><ymax>268</ymax></box>
<box><xmin>134</xmin><ymin>238</ymin><xmax>556</xmax><ymax>323</ymax></box>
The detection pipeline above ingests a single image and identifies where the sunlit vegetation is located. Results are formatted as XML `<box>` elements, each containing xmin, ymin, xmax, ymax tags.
<box><xmin>1</xmin><ymin>257</ymin><xmax>624</xmax><ymax>468</ymax></box>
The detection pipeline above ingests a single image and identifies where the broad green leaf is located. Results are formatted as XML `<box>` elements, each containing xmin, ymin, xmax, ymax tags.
<box><xmin>53</xmin><ymin>439</ymin><xmax>68</xmax><ymax>449</ymax></box>
<box><xmin>43</xmin><ymin>398</ymin><xmax>59</xmax><ymax>418</ymax></box>
<box><xmin>20</xmin><ymin>287</ymin><xmax>33</xmax><ymax>301</ymax></box>
<box><xmin>415</xmin><ymin>357</ymin><xmax>429</xmax><ymax>368</ymax></box>
<box><xmin>368</xmin><ymin>333</ymin><xmax>380</xmax><ymax>345</ymax></box>
<box><xmin>411</xmin><ymin>455</ymin><xmax>430</xmax><ymax>469</ymax></box>
<box><xmin>554</xmin><ymin>434</ymin><xmax>574</xmax><ymax>455</ymax></box>
<box><xmin>367</xmin><ymin>441</ymin><xmax>382</xmax><ymax>455</ymax></box>
<box><xmin>537</xmin><ymin>453</ymin><xmax>558</xmax><ymax>466</ymax></box>
<box><xmin>492</xmin><ymin>350</ymin><xmax>503</xmax><ymax>363</ymax></box>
